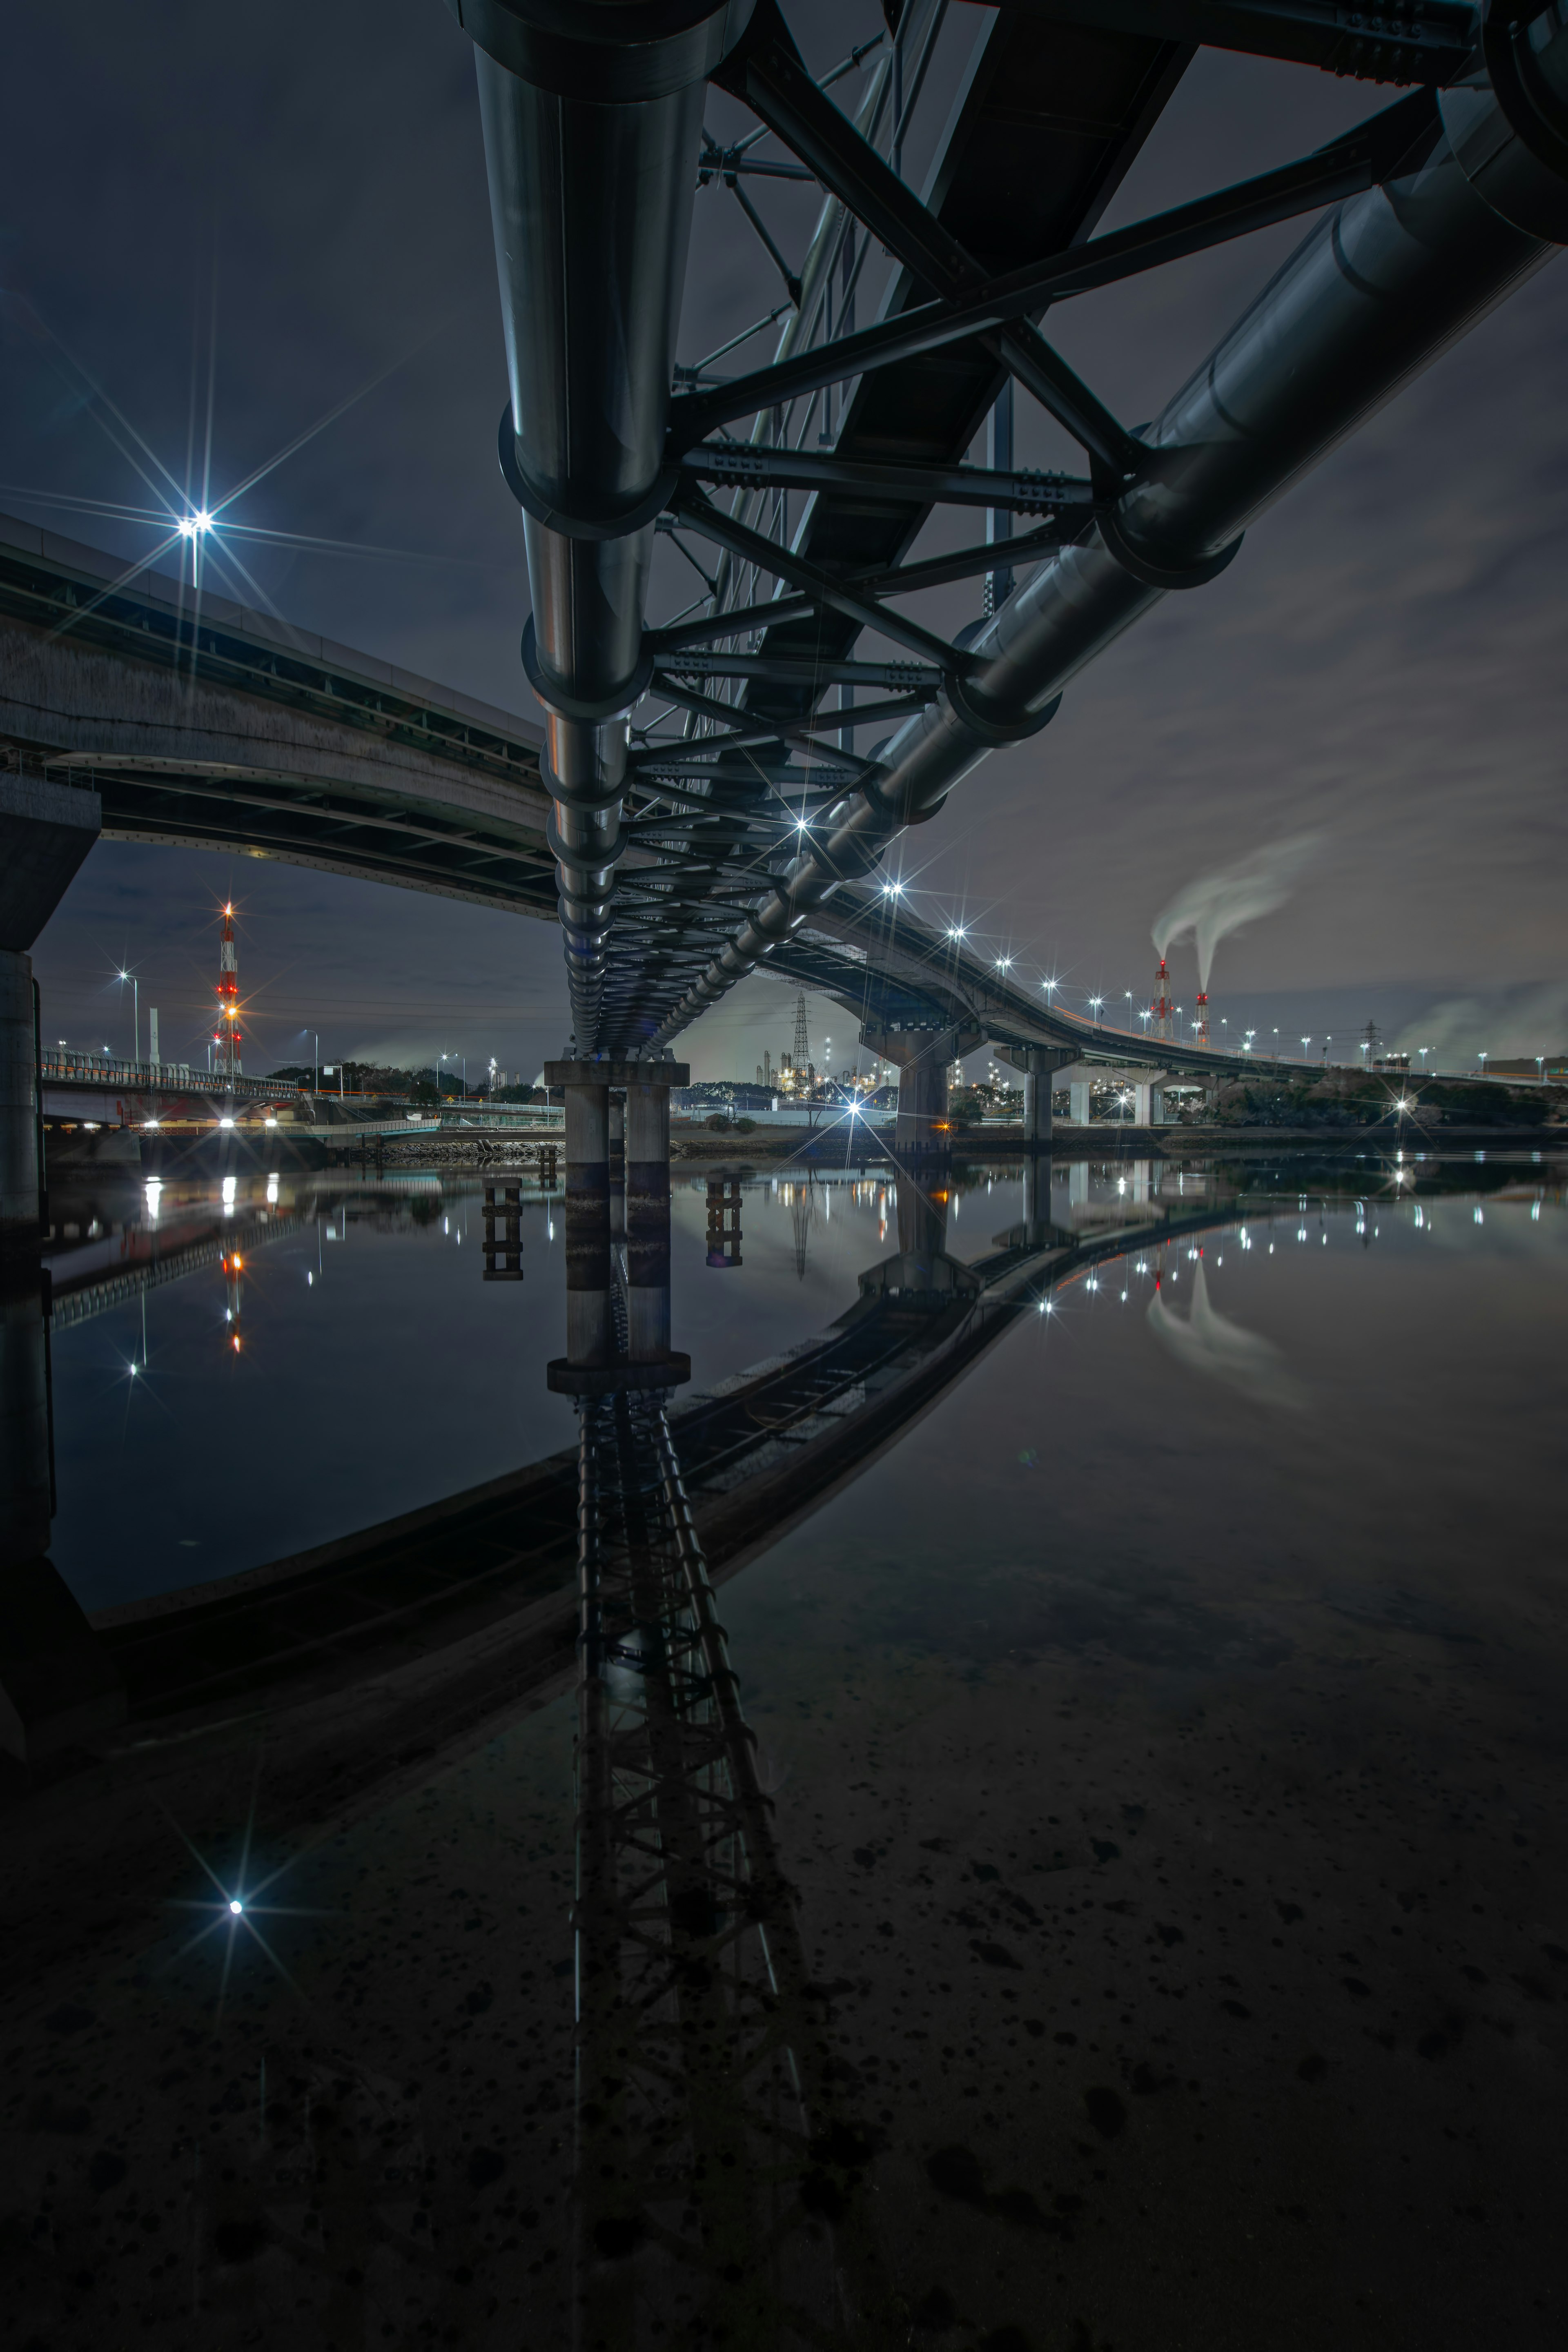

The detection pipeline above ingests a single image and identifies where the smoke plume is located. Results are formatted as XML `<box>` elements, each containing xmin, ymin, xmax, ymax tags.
<box><xmin>1152</xmin><ymin>833</ymin><xmax>1321</xmax><ymax>990</ymax></box>
<box><xmin>1147</xmin><ymin>1258</ymin><xmax>1308</xmax><ymax>1412</ymax></box>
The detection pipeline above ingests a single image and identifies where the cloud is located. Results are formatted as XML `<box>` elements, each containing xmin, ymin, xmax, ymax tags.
<box><xmin>1152</xmin><ymin>834</ymin><xmax>1322</xmax><ymax>991</ymax></box>
<box><xmin>1146</xmin><ymin>1258</ymin><xmax>1307</xmax><ymax>1411</ymax></box>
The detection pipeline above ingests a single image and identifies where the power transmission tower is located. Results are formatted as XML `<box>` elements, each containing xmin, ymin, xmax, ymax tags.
<box><xmin>792</xmin><ymin>991</ymin><xmax>810</xmax><ymax>1074</ymax></box>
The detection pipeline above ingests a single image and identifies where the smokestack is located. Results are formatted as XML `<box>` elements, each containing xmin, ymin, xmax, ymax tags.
<box><xmin>215</xmin><ymin>902</ymin><xmax>242</xmax><ymax>1081</ymax></box>
<box><xmin>1194</xmin><ymin>990</ymin><xmax>1209</xmax><ymax>1047</ymax></box>
<box><xmin>1152</xmin><ymin>956</ymin><xmax>1173</xmax><ymax>1044</ymax></box>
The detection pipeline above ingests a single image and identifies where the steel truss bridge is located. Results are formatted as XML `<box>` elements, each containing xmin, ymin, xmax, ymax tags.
<box><xmin>7</xmin><ymin>13</ymin><xmax>1567</xmax><ymax>2338</ymax></box>
<box><xmin>452</xmin><ymin>0</ymin><xmax>1567</xmax><ymax>1062</ymax></box>
<box><xmin>6</xmin><ymin>3</ymin><xmax>1566</xmax><ymax>1088</ymax></box>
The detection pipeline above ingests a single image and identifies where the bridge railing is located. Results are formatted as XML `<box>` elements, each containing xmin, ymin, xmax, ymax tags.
<box><xmin>40</xmin><ymin>1051</ymin><xmax>303</xmax><ymax>1101</ymax></box>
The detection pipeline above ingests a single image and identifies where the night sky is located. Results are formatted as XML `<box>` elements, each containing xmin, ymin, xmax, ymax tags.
<box><xmin>4</xmin><ymin>0</ymin><xmax>1564</xmax><ymax>1082</ymax></box>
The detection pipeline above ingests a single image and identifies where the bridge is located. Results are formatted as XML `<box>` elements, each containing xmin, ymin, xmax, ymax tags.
<box><xmin>4</xmin><ymin>11</ymin><xmax>1566</xmax><ymax>2332</ymax></box>
<box><xmin>4</xmin><ymin>3</ymin><xmax>1564</xmax><ymax>1166</ymax></box>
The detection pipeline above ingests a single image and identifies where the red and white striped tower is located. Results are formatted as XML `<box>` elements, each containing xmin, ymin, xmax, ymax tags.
<box><xmin>1151</xmin><ymin>954</ymin><xmax>1173</xmax><ymax>1043</ymax></box>
<box><xmin>214</xmin><ymin>901</ymin><xmax>242</xmax><ymax>1080</ymax></box>
<box><xmin>1194</xmin><ymin>988</ymin><xmax>1209</xmax><ymax>1045</ymax></box>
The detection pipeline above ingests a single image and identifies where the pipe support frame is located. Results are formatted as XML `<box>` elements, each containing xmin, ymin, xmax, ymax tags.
<box><xmin>649</xmin><ymin>47</ymin><xmax>1568</xmax><ymax>1049</ymax></box>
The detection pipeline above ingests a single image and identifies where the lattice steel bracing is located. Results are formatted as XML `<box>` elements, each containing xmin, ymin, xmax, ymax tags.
<box><xmin>450</xmin><ymin>0</ymin><xmax>1568</xmax><ymax>1059</ymax></box>
<box><xmin>570</xmin><ymin>1373</ymin><xmax>893</xmax><ymax>2348</ymax></box>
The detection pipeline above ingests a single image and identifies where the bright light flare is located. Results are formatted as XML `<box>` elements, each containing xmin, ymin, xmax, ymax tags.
<box><xmin>178</xmin><ymin>510</ymin><xmax>215</xmax><ymax>538</ymax></box>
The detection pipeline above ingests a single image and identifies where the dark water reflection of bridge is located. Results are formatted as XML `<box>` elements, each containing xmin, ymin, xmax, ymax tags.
<box><xmin>2</xmin><ymin>1118</ymin><xmax>1559</xmax><ymax>2344</ymax></box>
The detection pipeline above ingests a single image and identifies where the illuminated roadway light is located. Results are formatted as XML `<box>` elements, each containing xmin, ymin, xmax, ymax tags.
<box><xmin>229</xmin><ymin>1898</ymin><xmax>243</xmax><ymax>1915</ymax></box>
<box><xmin>178</xmin><ymin>511</ymin><xmax>215</xmax><ymax>537</ymax></box>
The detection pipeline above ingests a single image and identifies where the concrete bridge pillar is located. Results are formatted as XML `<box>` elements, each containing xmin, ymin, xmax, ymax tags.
<box><xmin>0</xmin><ymin>769</ymin><xmax>124</xmax><ymax>1759</ymax></box>
<box><xmin>991</xmin><ymin>1044</ymin><xmax>1075</xmax><ymax>1147</ymax></box>
<box><xmin>1069</xmin><ymin>1079</ymin><xmax>1093</xmax><ymax>1127</ymax></box>
<box><xmin>861</xmin><ymin>1026</ymin><xmax>978</xmax><ymax>1156</ymax></box>
<box><xmin>858</xmin><ymin>1165</ymin><xmax>981</xmax><ymax>1302</ymax></box>
<box><xmin>546</xmin><ymin>1059</ymin><xmax>690</xmax><ymax>1393</ymax></box>
<box><xmin>3</xmin><ymin>774</ymin><xmax>100</xmax><ymax>1566</ymax></box>
<box><xmin>608</xmin><ymin>1092</ymin><xmax>626</xmax><ymax>1245</ymax></box>
<box><xmin>624</xmin><ymin>1078</ymin><xmax>672</xmax><ymax>1360</ymax></box>
<box><xmin>561</xmin><ymin>1074</ymin><xmax>612</xmax><ymax>1369</ymax></box>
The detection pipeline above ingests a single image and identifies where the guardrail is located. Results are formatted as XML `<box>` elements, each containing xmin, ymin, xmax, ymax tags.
<box><xmin>41</xmin><ymin>1053</ymin><xmax>301</xmax><ymax>1101</ymax></box>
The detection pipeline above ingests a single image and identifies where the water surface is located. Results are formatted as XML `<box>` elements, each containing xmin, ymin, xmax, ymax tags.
<box><xmin>6</xmin><ymin>1145</ymin><xmax>1563</xmax><ymax>2350</ymax></box>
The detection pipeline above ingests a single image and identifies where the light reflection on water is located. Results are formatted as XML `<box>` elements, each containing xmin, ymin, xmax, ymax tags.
<box><xmin>43</xmin><ymin>1151</ymin><xmax>1563</xmax><ymax>1619</ymax></box>
<box><xmin>9</xmin><ymin>1145</ymin><xmax>1566</xmax><ymax>2349</ymax></box>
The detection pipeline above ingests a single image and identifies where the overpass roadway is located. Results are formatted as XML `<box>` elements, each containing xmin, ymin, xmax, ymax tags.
<box><xmin>4</xmin><ymin>508</ymin><xmax>1272</xmax><ymax>1128</ymax></box>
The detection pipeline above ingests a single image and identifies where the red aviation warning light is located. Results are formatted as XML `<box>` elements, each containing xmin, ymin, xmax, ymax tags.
<box><xmin>215</xmin><ymin>902</ymin><xmax>243</xmax><ymax>1080</ymax></box>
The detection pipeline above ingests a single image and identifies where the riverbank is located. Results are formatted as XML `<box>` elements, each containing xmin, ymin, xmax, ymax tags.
<box><xmin>670</xmin><ymin>1119</ymin><xmax>1566</xmax><ymax>1164</ymax></box>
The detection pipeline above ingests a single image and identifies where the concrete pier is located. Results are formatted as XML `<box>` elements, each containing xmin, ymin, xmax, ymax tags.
<box><xmin>863</xmin><ymin>1026</ymin><xmax>979</xmax><ymax>1155</ymax></box>
<box><xmin>545</xmin><ymin>1060</ymin><xmax>688</xmax><ymax>1394</ymax></box>
<box><xmin>624</xmin><ymin>1079</ymin><xmax>672</xmax><ymax>1361</ymax></box>
<box><xmin>996</xmin><ymin>1043</ymin><xmax>1076</xmax><ymax>1146</ymax></box>
<box><xmin>0</xmin><ymin>767</ymin><xmax>124</xmax><ymax>1757</ymax></box>
<box><xmin>561</xmin><ymin>1076</ymin><xmax>612</xmax><ymax>1370</ymax></box>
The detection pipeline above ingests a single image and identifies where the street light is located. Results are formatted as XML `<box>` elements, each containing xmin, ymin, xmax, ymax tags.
<box><xmin>1089</xmin><ymin>995</ymin><xmax>1104</xmax><ymax>1023</ymax></box>
<box><xmin>117</xmin><ymin>968</ymin><xmax>139</xmax><ymax>1063</ymax></box>
<box><xmin>1477</xmin><ymin>1050</ymin><xmax>1488</xmax><ymax>1074</ymax></box>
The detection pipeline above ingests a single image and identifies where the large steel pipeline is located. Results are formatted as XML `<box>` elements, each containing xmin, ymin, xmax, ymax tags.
<box><xmin>454</xmin><ymin>0</ymin><xmax>754</xmax><ymax>1049</ymax></box>
<box><xmin>648</xmin><ymin>23</ymin><xmax>1568</xmax><ymax>1045</ymax></box>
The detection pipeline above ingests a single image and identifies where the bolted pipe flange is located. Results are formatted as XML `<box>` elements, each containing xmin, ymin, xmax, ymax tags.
<box><xmin>944</xmin><ymin>676</ymin><xmax>1063</xmax><ymax>748</ymax></box>
<box><xmin>450</xmin><ymin>0</ymin><xmax>755</xmax><ymax>103</ymax></box>
<box><xmin>545</xmin><ymin>811</ymin><xmax>628</xmax><ymax>875</ymax></box>
<box><xmin>499</xmin><ymin>407</ymin><xmax>677</xmax><ymax>543</ymax></box>
<box><xmin>522</xmin><ymin>617</ymin><xmax>654</xmax><ymax>726</ymax></box>
<box><xmin>1095</xmin><ymin>507</ymin><xmax>1245</xmax><ymax>593</ymax></box>
<box><xmin>1483</xmin><ymin>1</ymin><xmax>1568</xmax><ymax>180</ymax></box>
<box><xmin>1440</xmin><ymin>5</ymin><xmax>1568</xmax><ymax>241</ymax></box>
